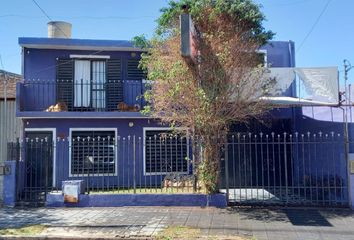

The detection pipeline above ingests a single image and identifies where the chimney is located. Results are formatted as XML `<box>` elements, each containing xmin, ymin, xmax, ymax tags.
<box><xmin>47</xmin><ymin>21</ymin><xmax>72</xmax><ymax>38</ymax></box>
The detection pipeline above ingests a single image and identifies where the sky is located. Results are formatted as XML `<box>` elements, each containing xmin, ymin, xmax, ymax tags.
<box><xmin>0</xmin><ymin>0</ymin><xmax>354</xmax><ymax>84</ymax></box>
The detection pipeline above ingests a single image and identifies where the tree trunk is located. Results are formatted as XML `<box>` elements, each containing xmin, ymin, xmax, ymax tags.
<box><xmin>197</xmin><ymin>137</ymin><xmax>223</xmax><ymax>194</ymax></box>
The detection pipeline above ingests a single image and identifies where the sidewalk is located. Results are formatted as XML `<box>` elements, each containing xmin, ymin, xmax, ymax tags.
<box><xmin>0</xmin><ymin>206</ymin><xmax>353</xmax><ymax>240</ymax></box>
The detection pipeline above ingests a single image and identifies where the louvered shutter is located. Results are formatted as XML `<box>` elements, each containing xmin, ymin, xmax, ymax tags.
<box><xmin>56</xmin><ymin>59</ymin><xmax>74</xmax><ymax>110</ymax></box>
<box><xmin>127</xmin><ymin>59</ymin><xmax>146</xmax><ymax>80</ymax></box>
<box><xmin>106</xmin><ymin>59</ymin><xmax>123</xmax><ymax>111</ymax></box>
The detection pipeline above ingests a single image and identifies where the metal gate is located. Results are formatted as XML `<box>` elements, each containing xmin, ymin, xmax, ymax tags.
<box><xmin>15</xmin><ymin>132</ymin><xmax>53</xmax><ymax>206</ymax></box>
<box><xmin>221</xmin><ymin>132</ymin><xmax>349</xmax><ymax>207</ymax></box>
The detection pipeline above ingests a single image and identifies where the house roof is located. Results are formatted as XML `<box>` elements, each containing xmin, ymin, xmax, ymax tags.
<box><xmin>18</xmin><ymin>37</ymin><xmax>144</xmax><ymax>51</ymax></box>
<box><xmin>18</xmin><ymin>37</ymin><xmax>291</xmax><ymax>53</ymax></box>
<box><xmin>0</xmin><ymin>70</ymin><xmax>22</xmax><ymax>99</ymax></box>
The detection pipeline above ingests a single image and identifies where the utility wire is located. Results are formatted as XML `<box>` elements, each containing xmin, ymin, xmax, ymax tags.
<box><xmin>0</xmin><ymin>14</ymin><xmax>155</xmax><ymax>20</ymax></box>
<box><xmin>6</xmin><ymin>1</ymin><xmax>149</xmax><ymax>74</ymax></box>
<box><xmin>31</xmin><ymin>0</ymin><xmax>70</xmax><ymax>38</ymax></box>
<box><xmin>266</xmin><ymin>0</ymin><xmax>315</xmax><ymax>7</ymax></box>
<box><xmin>30</xmin><ymin>0</ymin><xmax>77</xmax><ymax>75</ymax></box>
<box><xmin>29</xmin><ymin>0</ymin><xmax>108</xmax><ymax>75</ymax></box>
<box><xmin>296</xmin><ymin>0</ymin><xmax>332</xmax><ymax>53</ymax></box>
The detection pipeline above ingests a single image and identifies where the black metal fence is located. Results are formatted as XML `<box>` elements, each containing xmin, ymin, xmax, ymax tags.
<box><xmin>19</xmin><ymin>80</ymin><xmax>147</xmax><ymax>112</ymax></box>
<box><xmin>9</xmin><ymin>133</ymin><xmax>195</xmax><ymax>205</ymax></box>
<box><xmin>221</xmin><ymin>132</ymin><xmax>348</xmax><ymax>207</ymax></box>
<box><xmin>7</xmin><ymin>131</ymin><xmax>349</xmax><ymax>207</ymax></box>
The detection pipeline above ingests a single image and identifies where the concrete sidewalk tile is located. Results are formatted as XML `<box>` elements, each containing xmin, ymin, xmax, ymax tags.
<box><xmin>0</xmin><ymin>207</ymin><xmax>353</xmax><ymax>240</ymax></box>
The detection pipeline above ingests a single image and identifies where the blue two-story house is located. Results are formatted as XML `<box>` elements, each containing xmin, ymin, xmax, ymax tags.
<box><xmin>15</xmin><ymin>21</ymin><xmax>304</xmax><ymax>205</ymax></box>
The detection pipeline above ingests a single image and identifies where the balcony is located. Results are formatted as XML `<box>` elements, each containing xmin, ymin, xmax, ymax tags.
<box><xmin>16</xmin><ymin>79</ymin><xmax>149</xmax><ymax>118</ymax></box>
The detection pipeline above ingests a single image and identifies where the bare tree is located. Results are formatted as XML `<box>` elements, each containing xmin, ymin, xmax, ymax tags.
<box><xmin>138</xmin><ymin>0</ymin><xmax>274</xmax><ymax>193</ymax></box>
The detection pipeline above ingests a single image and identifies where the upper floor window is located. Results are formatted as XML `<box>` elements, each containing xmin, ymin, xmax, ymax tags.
<box><xmin>74</xmin><ymin>60</ymin><xmax>106</xmax><ymax>109</ymax></box>
<box><xmin>56</xmin><ymin>56</ymin><xmax>146</xmax><ymax>112</ymax></box>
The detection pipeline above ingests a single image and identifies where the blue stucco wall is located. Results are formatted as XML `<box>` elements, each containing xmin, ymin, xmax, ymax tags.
<box><xmin>21</xmin><ymin>48</ymin><xmax>146</xmax><ymax>111</ymax></box>
<box><xmin>19</xmin><ymin>40</ymin><xmax>298</xmax><ymax>192</ymax></box>
<box><xmin>3</xmin><ymin>161</ymin><xmax>16</xmax><ymax>207</ymax></box>
<box><xmin>17</xmin><ymin>37</ymin><xmax>354</xmax><ymax>206</ymax></box>
<box><xmin>351</xmin><ymin>175</ymin><xmax>354</xmax><ymax>209</ymax></box>
<box><xmin>261</xmin><ymin>41</ymin><xmax>295</xmax><ymax>68</ymax></box>
<box><xmin>46</xmin><ymin>193</ymin><xmax>227</xmax><ymax>208</ymax></box>
<box><xmin>19</xmin><ymin>40</ymin><xmax>295</xmax><ymax>114</ymax></box>
<box><xmin>23</xmin><ymin>41</ymin><xmax>294</xmax><ymax>79</ymax></box>
<box><xmin>25</xmin><ymin>118</ymin><xmax>158</xmax><ymax>139</ymax></box>
<box><xmin>23</xmin><ymin>48</ymin><xmax>143</xmax><ymax>80</ymax></box>
<box><xmin>24</xmin><ymin>118</ymin><xmax>179</xmax><ymax>190</ymax></box>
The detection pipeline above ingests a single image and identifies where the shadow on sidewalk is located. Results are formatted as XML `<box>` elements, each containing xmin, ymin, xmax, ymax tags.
<box><xmin>284</xmin><ymin>209</ymin><xmax>331</xmax><ymax>226</ymax></box>
<box><xmin>224</xmin><ymin>207</ymin><xmax>354</xmax><ymax>227</ymax></box>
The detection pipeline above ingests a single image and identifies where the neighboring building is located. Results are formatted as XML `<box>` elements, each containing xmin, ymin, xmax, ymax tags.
<box><xmin>0</xmin><ymin>69</ymin><xmax>23</xmax><ymax>202</ymax></box>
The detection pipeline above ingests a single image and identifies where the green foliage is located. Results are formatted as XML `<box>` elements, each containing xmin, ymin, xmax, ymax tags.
<box><xmin>157</xmin><ymin>0</ymin><xmax>274</xmax><ymax>44</ymax></box>
<box><xmin>198</xmin><ymin>159</ymin><xmax>218</xmax><ymax>193</ymax></box>
<box><xmin>132</xmin><ymin>34</ymin><xmax>150</xmax><ymax>49</ymax></box>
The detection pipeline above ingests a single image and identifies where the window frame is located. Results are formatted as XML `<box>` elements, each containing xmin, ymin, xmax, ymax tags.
<box><xmin>91</xmin><ymin>60</ymin><xmax>107</xmax><ymax>109</ymax></box>
<box><xmin>143</xmin><ymin>127</ymin><xmax>190</xmax><ymax>176</ymax></box>
<box><xmin>73</xmin><ymin>59</ymin><xmax>108</xmax><ymax>110</ymax></box>
<box><xmin>69</xmin><ymin>128</ymin><xmax>118</xmax><ymax>177</ymax></box>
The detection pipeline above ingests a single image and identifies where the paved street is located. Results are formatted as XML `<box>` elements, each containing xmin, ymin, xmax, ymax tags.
<box><xmin>0</xmin><ymin>206</ymin><xmax>354</xmax><ymax>239</ymax></box>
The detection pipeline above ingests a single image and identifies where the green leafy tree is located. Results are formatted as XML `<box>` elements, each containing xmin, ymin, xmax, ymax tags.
<box><xmin>134</xmin><ymin>0</ymin><xmax>275</xmax><ymax>193</ymax></box>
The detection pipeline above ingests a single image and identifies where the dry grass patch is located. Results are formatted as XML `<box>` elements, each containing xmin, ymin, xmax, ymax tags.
<box><xmin>0</xmin><ymin>224</ymin><xmax>47</xmax><ymax>236</ymax></box>
<box><xmin>155</xmin><ymin>226</ymin><xmax>253</xmax><ymax>240</ymax></box>
<box><xmin>155</xmin><ymin>226</ymin><xmax>200</xmax><ymax>240</ymax></box>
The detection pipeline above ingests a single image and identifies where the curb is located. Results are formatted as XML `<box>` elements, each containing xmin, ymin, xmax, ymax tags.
<box><xmin>0</xmin><ymin>235</ymin><xmax>154</xmax><ymax>240</ymax></box>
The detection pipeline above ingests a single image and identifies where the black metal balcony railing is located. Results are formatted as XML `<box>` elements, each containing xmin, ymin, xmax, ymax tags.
<box><xmin>18</xmin><ymin>79</ymin><xmax>147</xmax><ymax>112</ymax></box>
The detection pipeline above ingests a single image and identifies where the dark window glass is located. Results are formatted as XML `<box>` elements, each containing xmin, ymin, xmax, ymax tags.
<box><xmin>71</xmin><ymin>131</ymin><xmax>115</xmax><ymax>175</ymax></box>
<box><xmin>145</xmin><ymin>130</ymin><xmax>188</xmax><ymax>174</ymax></box>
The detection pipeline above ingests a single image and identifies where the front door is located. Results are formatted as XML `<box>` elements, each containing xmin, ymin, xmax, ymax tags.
<box><xmin>19</xmin><ymin>131</ymin><xmax>53</xmax><ymax>205</ymax></box>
